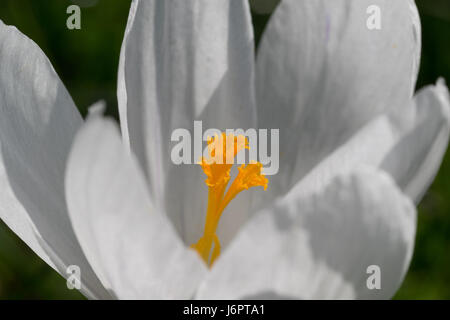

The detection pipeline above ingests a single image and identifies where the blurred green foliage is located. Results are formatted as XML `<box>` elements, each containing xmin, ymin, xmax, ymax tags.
<box><xmin>0</xmin><ymin>0</ymin><xmax>449</xmax><ymax>299</ymax></box>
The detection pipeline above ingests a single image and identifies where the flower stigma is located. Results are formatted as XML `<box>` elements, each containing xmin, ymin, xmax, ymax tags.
<box><xmin>191</xmin><ymin>133</ymin><xmax>268</xmax><ymax>267</ymax></box>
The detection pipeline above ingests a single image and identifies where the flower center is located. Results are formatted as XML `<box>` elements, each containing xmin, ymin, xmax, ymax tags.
<box><xmin>191</xmin><ymin>133</ymin><xmax>268</xmax><ymax>267</ymax></box>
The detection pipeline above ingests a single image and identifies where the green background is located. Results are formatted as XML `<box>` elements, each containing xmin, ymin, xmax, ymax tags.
<box><xmin>0</xmin><ymin>0</ymin><xmax>449</xmax><ymax>299</ymax></box>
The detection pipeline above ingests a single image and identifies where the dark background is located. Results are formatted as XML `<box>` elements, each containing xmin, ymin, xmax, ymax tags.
<box><xmin>0</xmin><ymin>0</ymin><xmax>449</xmax><ymax>299</ymax></box>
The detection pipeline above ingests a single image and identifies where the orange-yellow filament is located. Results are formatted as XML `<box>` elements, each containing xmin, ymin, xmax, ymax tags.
<box><xmin>191</xmin><ymin>133</ymin><xmax>268</xmax><ymax>267</ymax></box>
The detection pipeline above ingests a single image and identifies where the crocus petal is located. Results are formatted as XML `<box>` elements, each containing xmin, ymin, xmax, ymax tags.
<box><xmin>65</xmin><ymin>113</ymin><xmax>207</xmax><ymax>299</ymax></box>
<box><xmin>255</xmin><ymin>0</ymin><xmax>421</xmax><ymax>201</ymax></box>
<box><xmin>381</xmin><ymin>80</ymin><xmax>450</xmax><ymax>203</ymax></box>
<box><xmin>0</xmin><ymin>147</ymin><xmax>55</xmax><ymax>269</ymax></box>
<box><xmin>197</xmin><ymin>167</ymin><xmax>416</xmax><ymax>299</ymax></box>
<box><xmin>0</xmin><ymin>21</ymin><xmax>109</xmax><ymax>299</ymax></box>
<box><xmin>287</xmin><ymin>80</ymin><xmax>450</xmax><ymax>205</ymax></box>
<box><xmin>286</xmin><ymin>114</ymin><xmax>399</xmax><ymax>199</ymax></box>
<box><xmin>118</xmin><ymin>0</ymin><xmax>256</xmax><ymax>245</ymax></box>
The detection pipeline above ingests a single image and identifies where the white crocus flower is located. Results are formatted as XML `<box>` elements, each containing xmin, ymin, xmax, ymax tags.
<box><xmin>0</xmin><ymin>0</ymin><xmax>449</xmax><ymax>300</ymax></box>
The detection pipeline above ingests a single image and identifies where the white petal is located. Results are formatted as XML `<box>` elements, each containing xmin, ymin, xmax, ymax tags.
<box><xmin>255</xmin><ymin>0</ymin><xmax>421</xmax><ymax>201</ymax></box>
<box><xmin>118</xmin><ymin>0</ymin><xmax>256</xmax><ymax>244</ymax></box>
<box><xmin>291</xmin><ymin>80</ymin><xmax>450</xmax><ymax>204</ymax></box>
<box><xmin>408</xmin><ymin>0</ymin><xmax>422</xmax><ymax>89</ymax></box>
<box><xmin>0</xmin><ymin>148</ymin><xmax>55</xmax><ymax>269</ymax></box>
<box><xmin>381</xmin><ymin>80</ymin><xmax>450</xmax><ymax>203</ymax></box>
<box><xmin>65</xmin><ymin>114</ymin><xmax>207</xmax><ymax>299</ymax></box>
<box><xmin>0</xmin><ymin>21</ymin><xmax>109</xmax><ymax>299</ymax></box>
<box><xmin>288</xmin><ymin>115</ymin><xmax>399</xmax><ymax>199</ymax></box>
<box><xmin>197</xmin><ymin>167</ymin><xmax>416</xmax><ymax>299</ymax></box>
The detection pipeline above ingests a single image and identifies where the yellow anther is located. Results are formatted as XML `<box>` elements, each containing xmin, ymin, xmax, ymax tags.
<box><xmin>200</xmin><ymin>133</ymin><xmax>248</xmax><ymax>187</ymax></box>
<box><xmin>216</xmin><ymin>162</ymin><xmax>268</xmax><ymax>217</ymax></box>
<box><xmin>191</xmin><ymin>133</ymin><xmax>268</xmax><ymax>267</ymax></box>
